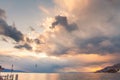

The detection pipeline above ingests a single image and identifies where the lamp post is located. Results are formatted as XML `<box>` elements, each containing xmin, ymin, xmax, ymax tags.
<box><xmin>11</xmin><ymin>64</ymin><xmax>13</xmax><ymax>73</ymax></box>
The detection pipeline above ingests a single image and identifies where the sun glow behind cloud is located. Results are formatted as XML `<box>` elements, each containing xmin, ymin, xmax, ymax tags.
<box><xmin>54</xmin><ymin>0</ymin><xmax>89</xmax><ymax>12</ymax></box>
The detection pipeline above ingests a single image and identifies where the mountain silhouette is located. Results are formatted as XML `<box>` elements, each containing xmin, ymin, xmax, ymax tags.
<box><xmin>95</xmin><ymin>63</ymin><xmax>120</xmax><ymax>73</ymax></box>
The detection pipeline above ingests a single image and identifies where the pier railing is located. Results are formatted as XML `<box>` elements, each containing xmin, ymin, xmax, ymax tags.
<box><xmin>0</xmin><ymin>74</ymin><xmax>18</xmax><ymax>80</ymax></box>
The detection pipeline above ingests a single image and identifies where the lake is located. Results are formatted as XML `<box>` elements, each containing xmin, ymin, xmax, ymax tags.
<box><xmin>1</xmin><ymin>72</ymin><xmax>120</xmax><ymax>80</ymax></box>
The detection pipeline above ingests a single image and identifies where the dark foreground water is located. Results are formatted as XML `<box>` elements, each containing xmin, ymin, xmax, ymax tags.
<box><xmin>2</xmin><ymin>72</ymin><xmax>120</xmax><ymax>80</ymax></box>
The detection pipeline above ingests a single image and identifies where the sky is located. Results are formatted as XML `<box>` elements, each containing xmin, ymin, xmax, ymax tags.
<box><xmin>0</xmin><ymin>0</ymin><xmax>120</xmax><ymax>73</ymax></box>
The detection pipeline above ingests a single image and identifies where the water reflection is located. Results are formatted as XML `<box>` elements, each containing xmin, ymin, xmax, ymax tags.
<box><xmin>2</xmin><ymin>72</ymin><xmax>120</xmax><ymax>80</ymax></box>
<box><xmin>58</xmin><ymin>73</ymin><xmax>120</xmax><ymax>80</ymax></box>
<box><xmin>18</xmin><ymin>73</ymin><xmax>59</xmax><ymax>80</ymax></box>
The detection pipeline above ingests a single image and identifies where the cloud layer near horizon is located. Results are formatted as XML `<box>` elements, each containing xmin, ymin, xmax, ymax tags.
<box><xmin>0</xmin><ymin>50</ymin><xmax>119</xmax><ymax>72</ymax></box>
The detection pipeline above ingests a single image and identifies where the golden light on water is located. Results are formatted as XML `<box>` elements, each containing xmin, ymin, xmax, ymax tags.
<box><xmin>18</xmin><ymin>73</ymin><xmax>59</xmax><ymax>80</ymax></box>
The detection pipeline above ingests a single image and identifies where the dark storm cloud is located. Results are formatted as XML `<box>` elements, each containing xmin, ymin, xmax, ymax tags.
<box><xmin>0</xmin><ymin>24</ymin><xmax>23</xmax><ymax>42</ymax></box>
<box><xmin>51</xmin><ymin>15</ymin><xmax>78</xmax><ymax>32</ymax></box>
<box><xmin>0</xmin><ymin>8</ymin><xmax>23</xmax><ymax>42</ymax></box>
<box><xmin>77</xmin><ymin>36</ymin><xmax>120</xmax><ymax>54</ymax></box>
<box><xmin>14</xmin><ymin>43</ymin><xmax>32</xmax><ymax>50</ymax></box>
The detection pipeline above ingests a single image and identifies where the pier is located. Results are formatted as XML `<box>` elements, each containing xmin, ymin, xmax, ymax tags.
<box><xmin>0</xmin><ymin>74</ymin><xmax>18</xmax><ymax>80</ymax></box>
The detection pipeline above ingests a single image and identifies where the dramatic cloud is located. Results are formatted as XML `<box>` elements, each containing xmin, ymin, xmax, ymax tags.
<box><xmin>30</xmin><ymin>0</ymin><xmax>120</xmax><ymax>56</ymax></box>
<box><xmin>51</xmin><ymin>15</ymin><xmax>78</xmax><ymax>32</ymax></box>
<box><xmin>0</xmin><ymin>8</ymin><xmax>23</xmax><ymax>42</ymax></box>
<box><xmin>0</xmin><ymin>8</ymin><xmax>41</xmax><ymax>51</ymax></box>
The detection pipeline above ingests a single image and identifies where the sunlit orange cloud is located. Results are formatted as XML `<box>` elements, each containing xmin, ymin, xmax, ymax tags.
<box><xmin>0</xmin><ymin>48</ymin><xmax>54</xmax><ymax>63</ymax></box>
<box><xmin>63</xmin><ymin>62</ymin><xmax>115</xmax><ymax>72</ymax></box>
<box><xmin>58</xmin><ymin>66</ymin><xmax>103</xmax><ymax>72</ymax></box>
<box><xmin>83</xmin><ymin>67</ymin><xmax>102</xmax><ymax>72</ymax></box>
<box><xmin>61</xmin><ymin>53</ymin><xmax>115</xmax><ymax>63</ymax></box>
<box><xmin>56</xmin><ymin>53</ymin><xmax>118</xmax><ymax>72</ymax></box>
<box><xmin>0</xmin><ymin>49</ymin><xmax>17</xmax><ymax>55</ymax></box>
<box><xmin>58</xmin><ymin>64</ymin><xmax>108</xmax><ymax>72</ymax></box>
<box><xmin>54</xmin><ymin>0</ymin><xmax>89</xmax><ymax>12</ymax></box>
<box><xmin>79</xmin><ymin>64</ymin><xmax>112</xmax><ymax>72</ymax></box>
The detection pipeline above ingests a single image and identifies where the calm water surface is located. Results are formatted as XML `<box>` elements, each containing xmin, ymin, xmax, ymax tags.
<box><xmin>1</xmin><ymin>72</ymin><xmax>120</xmax><ymax>80</ymax></box>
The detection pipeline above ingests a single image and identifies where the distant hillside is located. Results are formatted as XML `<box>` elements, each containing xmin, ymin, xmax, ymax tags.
<box><xmin>95</xmin><ymin>63</ymin><xmax>120</xmax><ymax>73</ymax></box>
<box><xmin>2</xmin><ymin>68</ymin><xmax>24</xmax><ymax>72</ymax></box>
